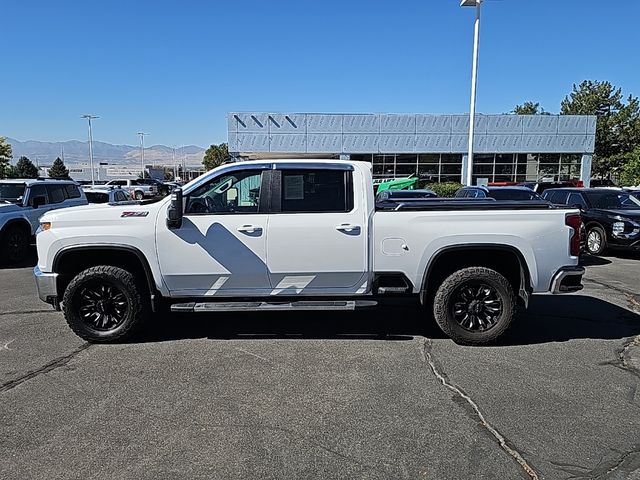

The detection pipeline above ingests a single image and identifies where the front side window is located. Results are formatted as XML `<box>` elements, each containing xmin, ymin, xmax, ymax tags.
<box><xmin>185</xmin><ymin>170</ymin><xmax>263</xmax><ymax>214</ymax></box>
<box><xmin>29</xmin><ymin>184</ymin><xmax>48</xmax><ymax>205</ymax></box>
<box><xmin>280</xmin><ymin>169</ymin><xmax>352</xmax><ymax>213</ymax></box>
<box><xmin>584</xmin><ymin>191</ymin><xmax>640</xmax><ymax>210</ymax></box>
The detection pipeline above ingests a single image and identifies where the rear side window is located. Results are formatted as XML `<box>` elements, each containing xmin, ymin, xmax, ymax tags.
<box><xmin>280</xmin><ymin>170</ymin><xmax>353</xmax><ymax>213</ymax></box>
<box><xmin>65</xmin><ymin>184</ymin><xmax>81</xmax><ymax>198</ymax></box>
<box><xmin>46</xmin><ymin>184</ymin><xmax>68</xmax><ymax>204</ymax></box>
<box><xmin>545</xmin><ymin>191</ymin><xmax>569</xmax><ymax>204</ymax></box>
<box><xmin>567</xmin><ymin>193</ymin><xmax>587</xmax><ymax>209</ymax></box>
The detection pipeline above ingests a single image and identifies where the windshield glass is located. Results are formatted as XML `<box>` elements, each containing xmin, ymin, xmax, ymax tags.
<box><xmin>584</xmin><ymin>191</ymin><xmax>640</xmax><ymax>210</ymax></box>
<box><xmin>0</xmin><ymin>183</ymin><xmax>26</xmax><ymax>203</ymax></box>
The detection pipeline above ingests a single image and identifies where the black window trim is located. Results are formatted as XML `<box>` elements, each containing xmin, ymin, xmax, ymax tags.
<box><xmin>269</xmin><ymin>169</ymin><xmax>355</xmax><ymax>214</ymax></box>
<box><xmin>183</xmin><ymin>169</ymin><xmax>270</xmax><ymax>216</ymax></box>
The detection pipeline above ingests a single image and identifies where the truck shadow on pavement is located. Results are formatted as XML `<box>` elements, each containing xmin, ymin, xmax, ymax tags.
<box><xmin>135</xmin><ymin>294</ymin><xmax>640</xmax><ymax>346</ymax></box>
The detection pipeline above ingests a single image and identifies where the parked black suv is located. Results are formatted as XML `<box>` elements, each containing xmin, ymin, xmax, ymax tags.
<box><xmin>455</xmin><ymin>186</ymin><xmax>542</xmax><ymax>200</ymax></box>
<box><xmin>541</xmin><ymin>188</ymin><xmax>640</xmax><ymax>255</ymax></box>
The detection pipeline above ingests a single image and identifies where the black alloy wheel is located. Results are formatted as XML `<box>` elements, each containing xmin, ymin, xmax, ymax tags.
<box><xmin>63</xmin><ymin>265</ymin><xmax>148</xmax><ymax>342</ymax></box>
<box><xmin>432</xmin><ymin>266</ymin><xmax>515</xmax><ymax>345</ymax></box>
<box><xmin>78</xmin><ymin>281</ymin><xmax>128</xmax><ymax>331</ymax></box>
<box><xmin>450</xmin><ymin>283</ymin><xmax>503</xmax><ymax>332</ymax></box>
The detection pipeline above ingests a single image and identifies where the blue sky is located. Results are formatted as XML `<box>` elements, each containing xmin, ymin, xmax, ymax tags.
<box><xmin>2</xmin><ymin>0</ymin><xmax>639</xmax><ymax>147</ymax></box>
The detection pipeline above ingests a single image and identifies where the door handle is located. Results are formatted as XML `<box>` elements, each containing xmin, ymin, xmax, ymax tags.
<box><xmin>335</xmin><ymin>223</ymin><xmax>360</xmax><ymax>233</ymax></box>
<box><xmin>237</xmin><ymin>224</ymin><xmax>262</xmax><ymax>234</ymax></box>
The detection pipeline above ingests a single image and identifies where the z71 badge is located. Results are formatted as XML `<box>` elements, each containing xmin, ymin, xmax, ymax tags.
<box><xmin>121</xmin><ymin>211</ymin><xmax>149</xmax><ymax>217</ymax></box>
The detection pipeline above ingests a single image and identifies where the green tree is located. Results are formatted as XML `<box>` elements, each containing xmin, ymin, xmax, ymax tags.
<box><xmin>48</xmin><ymin>157</ymin><xmax>69</xmax><ymax>179</ymax></box>
<box><xmin>561</xmin><ymin>80</ymin><xmax>640</xmax><ymax>177</ymax></box>
<box><xmin>203</xmin><ymin>143</ymin><xmax>229</xmax><ymax>171</ymax></box>
<box><xmin>15</xmin><ymin>156</ymin><xmax>40</xmax><ymax>178</ymax></box>
<box><xmin>619</xmin><ymin>148</ymin><xmax>640</xmax><ymax>186</ymax></box>
<box><xmin>0</xmin><ymin>137</ymin><xmax>13</xmax><ymax>179</ymax></box>
<box><xmin>512</xmin><ymin>102</ymin><xmax>549</xmax><ymax>115</ymax></box>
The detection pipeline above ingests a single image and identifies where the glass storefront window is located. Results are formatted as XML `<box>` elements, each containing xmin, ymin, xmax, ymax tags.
<box><xmin>441</xmin><ymin>154</ymin><xmax>463</xmax><ymax>164</ymax></box>
<box><xmin>419</xmin><ymin>154</ymin><xmax>440</xmax><ymax>164</ymax></box>
<box><xmin>441</xmin><ymin>164</ymin><xmax>461</xmax><ymax>175</ymax></box>
<box><xmin>474</xmin><ymin>154</ymin><xmax>494</xmax><ymax>164</ymax></box>
<box><xmin>395</xmin><ymin>163</ymin><xmax>418</xmax><ymax>176</ymax></box>
<box><xmin>473</xmin><ymin>164</ymin><xmax>493</xmax><ymax>175</ymax></box>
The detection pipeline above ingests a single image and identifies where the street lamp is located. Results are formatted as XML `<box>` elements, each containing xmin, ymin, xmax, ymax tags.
<box><xmin>461</xmin><ymin>0</ymin><xmax>481</xmax><ymax>186</ymax></box>
<box><xmin>81</xmin><ymin>114</ymin><xmax>99</xmax><ymax>185</ymax></box>
<box><xmin>137</xmin><ymin>132</ymin><xmax>149</xmax><ymax>178</ymax></box>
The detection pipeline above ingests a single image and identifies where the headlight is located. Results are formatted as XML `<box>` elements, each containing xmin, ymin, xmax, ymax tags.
<box><xmin>612</xmin><ymin>222</ymin><xmax>625</xmax><ymax>235</ymax></box>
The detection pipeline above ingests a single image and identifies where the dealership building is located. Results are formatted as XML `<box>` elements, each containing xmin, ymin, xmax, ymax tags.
<box><xmin>227</xmin><ymin>112</ymin><xmax>597</xmax><ymax>186</ymax></box>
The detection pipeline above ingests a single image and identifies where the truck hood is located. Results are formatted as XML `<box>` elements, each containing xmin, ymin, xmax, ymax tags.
<box><xmin>40</xmin><ymin>199</ymin><xmax>168</xmax><ymax>225</ymax></box>
<box><xmin>593</xmin><ymin>208</ymin><xmax>640</xmax><ymax>221</ymax></box>
<box><xmin>0</xmin><ymin>203</ymin><xmax>23</xmax><ymax>216</ymax></box>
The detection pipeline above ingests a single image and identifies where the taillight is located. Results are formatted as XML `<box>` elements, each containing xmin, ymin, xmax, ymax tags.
<box><xmin>565</xmin><ymin>213</ymin><xmax>582</xmax><ymax>257</ymax></box>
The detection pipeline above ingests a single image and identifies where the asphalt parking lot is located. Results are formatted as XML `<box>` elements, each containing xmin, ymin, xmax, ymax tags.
<box><xmin>2</xmin><ymin>254</ymin><xmax>640</xmax><ymax>480</ymax></box>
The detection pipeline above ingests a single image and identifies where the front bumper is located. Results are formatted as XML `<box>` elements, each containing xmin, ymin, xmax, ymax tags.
<box><xmin>34</xmin><ymin>266</ymin><xmax>59</xmax><ymax>309</ymax></box>
<box><xmin>550</xmin><ymin>266</ymin><xmax>585</xmax><ymax>294</ymax></box>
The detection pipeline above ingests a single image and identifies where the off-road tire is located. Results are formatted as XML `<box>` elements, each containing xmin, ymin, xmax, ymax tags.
<box><xmin>433</xmin><ymin>267</ymin><xmax>515</xmax><ymax>345</ymax></box>
<box><xmin>586</xmin><ymin>225</ymin><xmax>607</xmax><ymax>255</ymax></box>
<box><xmin>1</xmin><ymin>225</ymin><xmax>30</xmax><ymax>264</ymax></box>
<box><xmin>62</xmin><ymin>266</ymin><xmax>148</xmax><ymax>343</ymax></box>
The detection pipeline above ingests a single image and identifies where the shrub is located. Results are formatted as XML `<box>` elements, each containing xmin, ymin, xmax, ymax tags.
<box><xmin>430</xmin><ymin>182</ymin><xmax>463</xmax><ymax>198</ymax></box>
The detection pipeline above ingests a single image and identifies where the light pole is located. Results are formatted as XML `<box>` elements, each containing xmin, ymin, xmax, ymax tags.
<box><xmin>81</xmin><ymin>114</ymin><xmax>99</xmax><ymax>185</ymax></box>
<box><xmin>138</xmin><ymin>132</ymin><xmax>149</xmax><ymax>178</ymax></box>
<box><xmin>461</xmin><ymin>0</ymin><xmax>481</xmax><ymax>186</ymax></box>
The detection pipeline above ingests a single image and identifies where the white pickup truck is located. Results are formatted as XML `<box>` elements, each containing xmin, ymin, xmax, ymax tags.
<box><xmin>34</xmin><ymin>160</ymin><xmax>584</xmax><ymax>345</ymax></box>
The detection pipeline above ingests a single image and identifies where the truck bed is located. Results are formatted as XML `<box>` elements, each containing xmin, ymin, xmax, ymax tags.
<box><xmin>376</xmin><ymin>198</ymin><xmax>556</xmax><ymax>211</ymax></box>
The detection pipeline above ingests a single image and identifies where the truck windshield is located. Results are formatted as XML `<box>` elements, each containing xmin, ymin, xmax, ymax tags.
<box><xmin>584</xmin><ymin>191</ymin><xmax>640</xmax><ymax>210</ymax></box>
<box><xmin>0</xmin><ymin>183</ymin><xmax>26</xmax><ymax>204</ymax></box>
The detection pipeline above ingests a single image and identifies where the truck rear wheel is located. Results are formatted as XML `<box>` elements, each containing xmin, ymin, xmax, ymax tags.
<box><xmin>432</xmin><ymin>267</ymin><xmax>515</xmax><ymax>345</ymax></box>
<box><xmin>62</xmin><ymin>266</ymin><xmax>148</xmax><ymax>343</ymax></box>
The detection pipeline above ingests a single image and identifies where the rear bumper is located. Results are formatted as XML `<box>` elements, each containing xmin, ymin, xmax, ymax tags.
<box><xmin>550</xmin><ymin>266</ymin><xmax>585</xmax><ymax>294</ymax></box>
<box><xmin>34</xmin><ymin>266</ymin><xmax>59</xmax><ymax>308</ymax></box>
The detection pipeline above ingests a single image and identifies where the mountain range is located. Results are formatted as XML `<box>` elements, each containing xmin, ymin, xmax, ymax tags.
<box><xmin>5</xmin><ymin>138</ymin><xmax>206</xmax><ymax>167</ymax></box>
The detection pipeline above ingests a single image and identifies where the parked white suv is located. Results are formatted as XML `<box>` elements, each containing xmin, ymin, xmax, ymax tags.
<box><xmin>0</xmin><ymin>179</ymin><xmax>87</xmax><ymax>263</ymax></box>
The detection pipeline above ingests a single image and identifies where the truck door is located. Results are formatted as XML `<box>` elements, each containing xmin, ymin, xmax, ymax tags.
<box><xmin>156</xmin><ymin>167</ymin><xmax>272</xmax><ymax>296</ymax></box>
<box><xmin>265</xmin><ymin>165</ymin><xmax>369</xmax><ymax>295</ymax></box>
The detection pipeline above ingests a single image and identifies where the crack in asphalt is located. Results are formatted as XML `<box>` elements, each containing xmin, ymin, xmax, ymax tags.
<box><xmin>0</xmin><ymin>343</ymin><xmax>91</xmax><ymax>393</ymax></box>
<box><xmin>421</xmin><ymin>338</ymin><xmax>539</xmax><ymax>480</ymax></box>
<box><xmin>583</xmin><ymin>279</ymin><xmax>640</xmax><ymax>312</ymax></box>
<box><xmin>0</xmin><ymin>309</ymin><xmax>58</xmax><ymax>316</ymax></box>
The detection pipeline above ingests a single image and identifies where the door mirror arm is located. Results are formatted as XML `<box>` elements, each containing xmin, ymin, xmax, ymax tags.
<box><xmin>167</xmin><ymin>188</ymin><xmax>183</xmax><ymax>229</ymax></box>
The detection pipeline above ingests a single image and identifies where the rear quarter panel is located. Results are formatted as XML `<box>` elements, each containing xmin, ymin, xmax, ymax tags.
<box><xmin>373</xmin><ymin>208</ymin><xmax>578</xmax><ymax>293</ymax></box>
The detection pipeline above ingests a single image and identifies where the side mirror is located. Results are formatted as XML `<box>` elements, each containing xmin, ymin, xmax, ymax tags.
<box><xmin>30</xmin><ymin>195</ymin><xmax>46</xmax><ymax>209</ymax></box>
<box><xmin>167</xmin><ymin>188</ymin><xmax>183</xmax><ymax>229</ymax></box>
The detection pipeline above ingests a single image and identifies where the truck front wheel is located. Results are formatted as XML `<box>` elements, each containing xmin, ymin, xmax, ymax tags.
<box><xmin>432</xmin><ymin>267</ymin><xmax>515</xmax><ymax>345</ymax></box>
<box><xmin>62</xmin><ymin>266</ymin><xmax>148</xmax><ymax>343</ymax></box>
